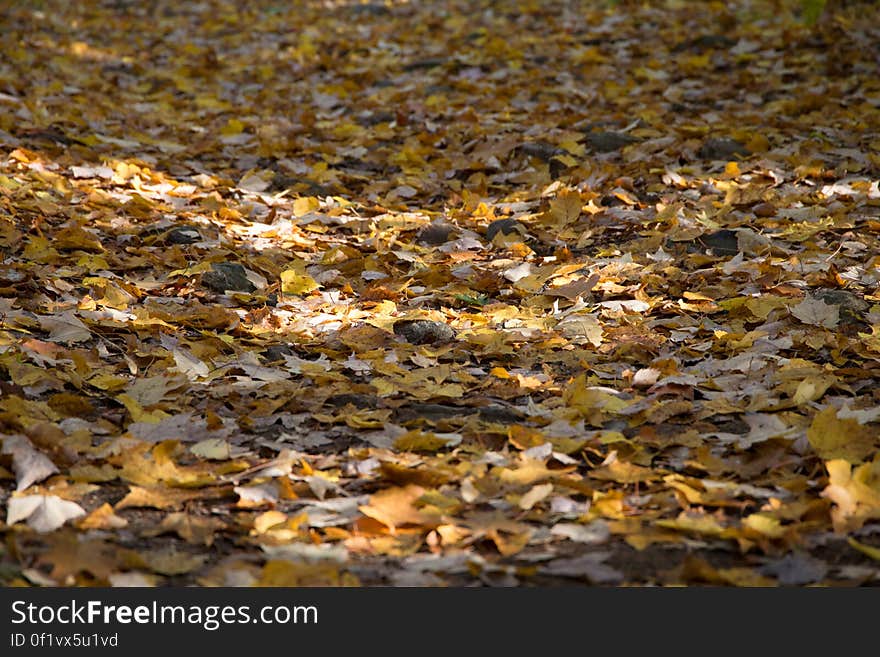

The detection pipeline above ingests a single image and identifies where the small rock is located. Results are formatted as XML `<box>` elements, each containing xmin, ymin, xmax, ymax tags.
<box><xmin>266</xmin><ymin>175</ymin><xmax>297</xmax><ymax>193</ymax></box>
<box><xmin>813</xmin><ymin>288</ymin><xmax>868</xmax><ymax>325</ymax></box>
<box><xmin>326</xmin><ymin>393</ymin><xmax>378</xmax><ymax>409</ymax></box>
<box><xmin>417</xmin><ymin>221</ymin><xmax>454</xmax><ymax>246</ymax></box>
<box><xmin>516</xmin><ymin>141</ymin><xmax>565</xmax><ymax>162</ymax></box>
<box><xmin>349</xmin><ymin>2</ymin><xmax>391</xmax><ymax>16</ymax></box>
<box><xmin>403</xmin><ymin>57</ymin><xmax>446</xmax><ymax>71</ymax></box>
<box><xmin>262</xmin><ymin>344</ymin><xmax>295</xmax><ymax>362</ymax></box>
<box><xmin>692</xmin><ymin>229</ymin><xmax>739</xmax><ymax>256</ymax></box>
<box><xmin>201</xmin><ymin>262</ymin><xmax>256</xmax><ymax>293</ymax></box>
<box><xmin>395</xmin><ymin>403</ymin><xmax>469</xmax><ymax>422</ymax></box>
<box><xmin>356</xmin><ymin>111</ymin><xmax>395</xmax><ymax>127</ymax></box>
<box><xmin>393</xmin><ymin>319</ymin><xmax>455</xmax><ymax>345</ymax></box>
<box><xmin>760</xmin><ymin>552</ymin><xmax>828</xmax><ymax>585</ymax></box>
<box><xmin>672</xmin><ymin>34</ymin><xmax>736</xmax><ymax>53</ymax></box>
<box><xmin>600</xmin><ymin>194</ymin><xmax>627</xmax><ymax>208</ymax></box>
<box><xmin>486</xmin><ymin>218</ymin><xmax>526</xmax><ymax>241</ymax></box>
<box><xmin>698</xmin><ymin>138</ymin><xmax>750</xmax><ymax>161</ymax></box>
<box><xmin>476</xmin><ymin>404</ymin><xmax>524</xmax><ymax>423</ymax></box>
<box><xmin>165</xmin><ymin>226</ymin><xmax>202</xmax><ymax>245</ymax></box>
<box><xmin>584</xmin><ymin>131</ymin><xmax>638</xmax><ymax>153</ymax></box>
<box><xmin>691</xmin><ymin>228</ymin><xmax>769</xmax><ymax>257</ymax></box>
<box><xmin>752</xmin><ymin>202</ymin><xmax>776</xmax><ymax>217</ymax></box>
<box><xmin>394</xmin><ymin>402</ymin><xmax>521</xmax><ymax>423</ymax></box>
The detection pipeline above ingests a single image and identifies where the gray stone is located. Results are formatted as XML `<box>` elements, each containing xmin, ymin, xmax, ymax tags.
<box><xmin>698</xmin><ymin>138</ymin><xmax>750</xmax><ymax>161</ymax></box>
<box><xmin>486</xmin><ymin>218</ymin><xmax>526</xmax><ymax>241</ymax></box>
<box><xmin>417</xmin><ymin>221</ymin><xmax>454</xmax><ymax>246</ymax></box>
<box><xmin>201</xmin><ymin>262</ymin><xmax>256</xmax><ymax>293</ymax></box>
<box><xmin>393</xmin><ymin>319</ymin><xmax>455</xmax><ymax>345</ymax></box>
<box><xmin>585</xmin><ymin>131</ymin><xmax>638</xmax><ymax>153</ymax></box>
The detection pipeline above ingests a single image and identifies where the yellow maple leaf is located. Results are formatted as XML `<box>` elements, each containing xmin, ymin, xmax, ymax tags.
<box><xmin>359</xmin><ymin>484</ymin><xmax>436</xmax><ymax>532</ymax></box>
<box><xmin>807</xmin><ymin>407</ymin><xmax>876</xmax><ymax>463</ymax></box>
<box><xmin>220</xmin><ymin>118</ymin><xmax>245</xmax><ymax>136</ymax></box>
<box><xmin>280</xmin><ymin>269</ymin><xmax>319</xmax><ymax>295</ymax></box>
<box><xmin>821</xmin><ymin>458</ymin><xmax>880</xmax><ymax>532</ymax></box>
<box><xmin>293</xmin><ymin>196</ymin><xmax>320</xmax><ymax>216</ymax></box>
<box><xmin>548</xmin><ymin>190</ymin><xmax>582</xmax><ymax>227</ymax></box>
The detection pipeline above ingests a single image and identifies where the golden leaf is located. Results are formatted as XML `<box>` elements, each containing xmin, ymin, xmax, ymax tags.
<box><xmin>821</xmin><ymin>458</ymin><xmax>880</xmax><ymax>532</ymax></box>
<box><xmin>807</xmin><ymin>407</ymin><xmax>876</xmax><ymax>463</ymax></box>
<box><xmin>358</xmin><ymin>484</ymin><xmax>435</xmax><ymax>532</ymax></box>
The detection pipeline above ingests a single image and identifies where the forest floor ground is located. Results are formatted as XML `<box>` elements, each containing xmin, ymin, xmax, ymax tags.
<box><xmin>1</xmin><ymin>0</ymin><xmax>880</xmax><ymax>586</ymax></box>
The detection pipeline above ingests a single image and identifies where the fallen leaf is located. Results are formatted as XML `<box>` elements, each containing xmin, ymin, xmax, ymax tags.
<box><xmin>130</xmin><ymin>547</ymin><xmax>207</xmax><ymax>576</ymax></box>
<box><xmin>359</xmin><ymin>485</ymin><xmax>434</xmax><ymax>532</ymax></box>
<box><xmin>38</xmin><ymin>535</ymin><xmax>119</xmax><ymax>582</ymax></box>
<box><xmin>234</xmin><ymin>483</ymin><xmax>280</xmax><ymax>508</ymax></box>
<box><xmin>37</xmin><ymin>311</ymin><xmax>91</xmax><ymax>344</ymax></box>
<box><xmin>146</xmin><ymin>512</ymin><xmax>224</xmax><ymax>546</ymax></box>
<box><xmin>115</xmin><ymin>485</ymin><xmax>208</xmax><ymax>510</ymax></box>
<box><xmin>172</xmin><ymin>347</ymin><xmax>210</xmax><ymax>380</ymax></box>
<box><xmin>258</xmin><ymin>560</ymin><xmax>357</xmax><ymax>586</ymax></box>
<box><xmin>791</xmin><ymin>297</ymin><xmax>839</xmax><ymax>329</ymax></box>
<box><xmin>1</xmin><ymin>434</ymin><xmax>58</xmax><ymax>491</ymax></box>
<box><xmin>821</xmin><ymin>459</ymin><xmax>880</xmax><ymax>532</ymax></box>
<box><xmin>7</xmin><ymin>495</ymin><xmax>86</xmax><ymax>532</ymax></box>
<box><xmin>78</xmin><ymin>503</ymin><xmax>128</xmax><ymax>530</ymax></box>
<box><xmin>548</xmin><ymin>190</ymin><xmax>582</xmax><ymax>226</ymax></box>
<box><xmin>519</xmin><ymin>482</ymin><xmax>554</xmax><ymax>510</ymax></box>
<box><xmin>807</xmin><ymin>407</ymin><xmax>876</xmax><ymax>463</ymax></box>
<box><xmin>550</xmin><ymin>521</ymin><xmax>611</xmax><ymax>545</ymax></box>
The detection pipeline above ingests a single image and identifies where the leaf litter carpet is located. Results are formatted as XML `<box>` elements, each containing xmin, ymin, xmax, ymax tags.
<box><xmin>1</xmin><ymin>0</ymin><xmax>880</xmax><ymax>585</ymax></box>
